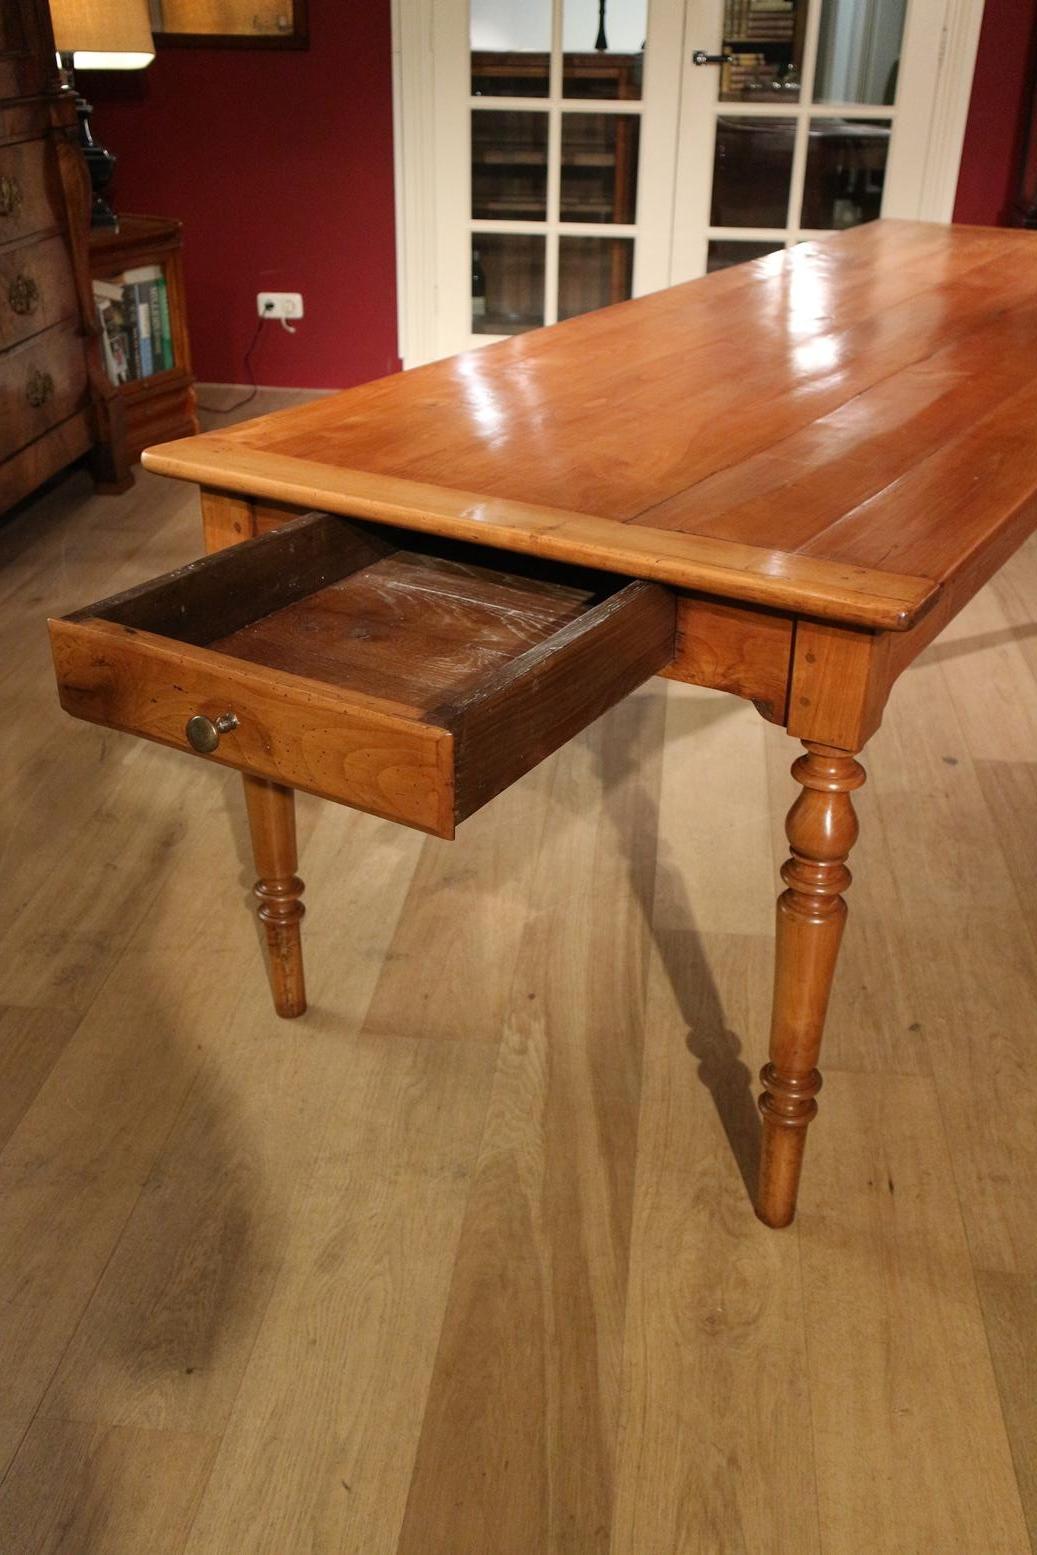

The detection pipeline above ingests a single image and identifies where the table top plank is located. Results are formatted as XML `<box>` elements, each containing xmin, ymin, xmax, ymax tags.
<box><xmin>639</xmin><ymin>299</ymin><xmax>1037</xmax><ymax>549</ymax></box>
<box><xmin>143</xmin><ymin>220</ymin><xmax>1037</xmax><ymax>631</ymax></box>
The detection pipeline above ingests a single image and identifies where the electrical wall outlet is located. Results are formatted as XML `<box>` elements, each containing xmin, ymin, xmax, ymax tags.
<box><xmin>257</xmin><ymin>291</ymin><xmax>304</xmax><ymax>320</ymax></box>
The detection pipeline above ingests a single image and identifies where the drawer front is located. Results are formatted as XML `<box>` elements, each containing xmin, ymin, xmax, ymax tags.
<box><xmin>0</xmin><ymin>139</ymin><xmax>60</xmax><ymax>248</ymax></box>
<box><xmin>50</xmin><ymin>616</ymin><xmax>457</xmax><ymax>834</ymax></box>
<box><xmin>1</xmin><ymin>321</ymin><xmax>89</xmax><ymax>461</ymax></box>
<box><xmin>0</xmin><ymin>2</ymin><xmax>25</xmax><ymax>50</ymax></box>
<box><xmin>0</xmin><ymin>408</ymin><xmax>91</xmax><ymax>515</ymax></box>
<box><xmin>50</xmin><ymin>513</ymin><xmax>677</xmax><ymax>837</ymax></box>
<box><xmin>0</xmin><ymin>233</ymin><xmax>77</xmax><ymax>352</ymax></box>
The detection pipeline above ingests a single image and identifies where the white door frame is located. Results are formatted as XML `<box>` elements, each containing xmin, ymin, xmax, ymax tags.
<box><xmin>391</xmin><ymin>0</ymin><xmax>985</xmax><ymax>369</ymax></box>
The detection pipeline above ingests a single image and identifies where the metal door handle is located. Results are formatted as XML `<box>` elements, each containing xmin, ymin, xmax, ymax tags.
<box><xmin>692</xmin><ymin>50</ymin><xmax>735</xmax><ymax>66</ymax></box>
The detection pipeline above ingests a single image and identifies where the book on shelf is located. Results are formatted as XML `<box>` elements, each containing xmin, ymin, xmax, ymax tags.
<box><xmin>92</xmin><ymin>265</ymin><xmax>175</xmax><ymax>387</ymax></box>
<box><xmin>92</xmin><ymin>278</ymin><xmax>130</xmax><ymax>385</ymax></box>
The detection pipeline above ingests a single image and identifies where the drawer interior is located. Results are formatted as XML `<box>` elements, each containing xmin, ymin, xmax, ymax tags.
<box><xmin>53</xmin><ymin>511</ymin><xmax>676</xmax><ymax>835</ymax></box>
<box><xmin>210</xmin><ymin>542</ymin><xmax>605</xmax><ymax>708</ymax></box>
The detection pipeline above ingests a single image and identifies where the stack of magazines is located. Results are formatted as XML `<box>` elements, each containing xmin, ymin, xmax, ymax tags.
<box><xmin>93</xmin><ymin>265</ymin><xmax>175</xmax><ymax>385</ymax></box>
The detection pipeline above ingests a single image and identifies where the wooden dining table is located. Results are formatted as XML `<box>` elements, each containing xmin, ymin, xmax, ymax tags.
<box><xmin>49</xmin><ymin>218</ymin><xmax>1037</xmax><ymax>1230</ymax></box>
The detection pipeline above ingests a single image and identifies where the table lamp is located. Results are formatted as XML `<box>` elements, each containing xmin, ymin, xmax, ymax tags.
<box><xmin>48</xmin><ymin>0</ymin><xmax>155</xmax><ymax>230</ymax></box>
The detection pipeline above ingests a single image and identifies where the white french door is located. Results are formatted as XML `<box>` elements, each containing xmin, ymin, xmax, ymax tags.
<box><xmin>392</xmin><ymin>0</ymin><xmax>984</xmax><ymax>367</ymax></box>
<box><xmin>671</xmin><ymin>0</ymin><xmax>982</xmax><ymax>280</ymax></box>
<box><xmin>394</xmin><ymin>0</ymin><xmax>687</xmax><ymax>364</ymax></box>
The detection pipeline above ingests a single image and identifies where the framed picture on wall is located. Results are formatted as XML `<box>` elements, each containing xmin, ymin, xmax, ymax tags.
<box><xmin>148</xmin><ymin>0</ymin><xmax>308</xmax><ymax>48</ymax></box>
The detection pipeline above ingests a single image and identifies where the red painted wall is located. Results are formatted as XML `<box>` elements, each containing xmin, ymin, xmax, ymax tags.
<box><xmin>87</xmin><ymin>2</ymin><xmax>400</xmax><ymax>390</ymax></box>
<box><xmin>954</xmin><ymin>0</ymin><xmax>1037</xmax><ymax>226</ymax></box>
<box><xmin>85</xmin><ymin>0</ymin><xmax>1036</xmax><ymax>392</ymax></box>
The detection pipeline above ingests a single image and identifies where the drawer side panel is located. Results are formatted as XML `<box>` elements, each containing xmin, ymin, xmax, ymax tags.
<box><xmin>448</xmin><ymin>579</ymin><xmax>676</xmax><ymax>822</ymax></box>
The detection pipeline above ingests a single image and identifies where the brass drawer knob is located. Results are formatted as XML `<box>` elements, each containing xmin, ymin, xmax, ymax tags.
<box><xmin>185</xmin><ymin>711</ymin><xmax>239</xmax><ymax>753</ymax></box>
<box><xmin>0</xmin><ymin>174</ymin><xmax>22</xmax><ymax>218</ymax></box>
<box><xmin>9</xmin><ymin>272</ymin><xmax>39</xmax><ymax>315</ymax></box>
<box><xmin>26</xmin><ymin>369</ymin><xmax>54</xmax><ymax>407</ymax></box>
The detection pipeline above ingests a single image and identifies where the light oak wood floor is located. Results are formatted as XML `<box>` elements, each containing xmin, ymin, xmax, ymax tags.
<box><xmin>2</xmin><ymin>390</ymin><xmax>1036</xmax><ymax>1555</ymax></box>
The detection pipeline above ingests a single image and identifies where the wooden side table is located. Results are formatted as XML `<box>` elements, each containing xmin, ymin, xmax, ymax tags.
<box><xmin>88</xmin><ymin>214</ymin><xmax>199</xmax><ymax>466</ymax></box>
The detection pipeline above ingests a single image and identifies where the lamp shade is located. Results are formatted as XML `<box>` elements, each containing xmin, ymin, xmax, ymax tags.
<box><xmin>49</xmin><ymin>0</ymin><xmax>155</xmax><ymax>68</ymax></box>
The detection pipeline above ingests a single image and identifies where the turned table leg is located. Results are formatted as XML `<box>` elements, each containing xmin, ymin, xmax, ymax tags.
<box><xmin>243</xmin><ymin>774</ymin><xmax>307</xmax><ymax>1018</ymax></box>
<box><xmin>757</xmin><ymin>741</ymin><xmax>866</xmax><ymax>1227</ymax></box>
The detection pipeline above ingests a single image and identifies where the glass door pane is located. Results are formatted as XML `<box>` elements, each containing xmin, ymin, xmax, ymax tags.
<box><xmin>472</xmin><ymin>235</ymin><xmax>547</xmax><ymax>334</ymax></box>
<box><xmin>471</xmin><ymin>0</ymin><xmax>551</xmax><ymax>95</ymax></box>
<box><xmin>562</xmin><ymin>0</ymin><xmax>647</xmax><ymax>98</ymax></box>
<box><xmin>710</xmin><ymin>117</ymin><xmax>795</xmax><ymax>226</ymax></box>
<box><xmin>801</xmin><ymin>118</ymin><xmax>891</xmax><ymax>228</ymax></box>
<box><xmin>719</xmin><ymin>0</ymin><xmax>808</xmax><ymax>103</ymax></box>
<box><xmin>472</xmin><ymin>111</ymin><xmax>550</xmax><ymax>220</ymax></box>
<box><xmin>677</xmin><ymin>0</ymin><xmax>906</xmax><ymax>281</ymax></box>
<box><xmin>707</xmin><ymin>238</ymin><xmax>784</xmax><ymax>271</ymax></box>
<box><xmin>558</xmin><ymin>235</ymin><xmax>635</xmax><ymax>316</ymax></box>
<box><xmin>468</xmin><ymin>0</ymin><xmax>647</xmax><ymax>342</ymax></box>
<box><xmin>813</xmin><ymin>0</ymin><xmax>906</xmax><ymax>104</ymax></box>
<box><xmin>560</xmin><ymin>113</ymin><xmax>641</xmax><ymax>223</ymax></box>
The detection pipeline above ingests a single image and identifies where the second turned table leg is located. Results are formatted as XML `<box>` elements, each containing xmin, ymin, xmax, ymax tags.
<box><xmin>242</xmin><ymin>774</ymin><xmax>307</xmax><ymax>1018</ymax></box>
<box><xmin>756</xmin><ymin>740</ymin><xmax>867</xmax><ymax>1228</ymax></box>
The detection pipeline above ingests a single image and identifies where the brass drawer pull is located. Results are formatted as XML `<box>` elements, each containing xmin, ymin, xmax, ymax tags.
<box><xmin>186</xmin><ymin>711</ymin><xmax>238</xmax><ymax>752</ymax></box>
<box><xmin>0</xmin><ymin>173</ymin><xmax>22</xmax><ymax>218</ymax></box>
<box><xmin>26</xmin><ymin>369</ymin><xmax>54</xmax><ymax>407</ymax></box>
<box><xmin>9</xmin><ymin>273</ymin><xmax>40</xmax><ymax>315</ymax></box>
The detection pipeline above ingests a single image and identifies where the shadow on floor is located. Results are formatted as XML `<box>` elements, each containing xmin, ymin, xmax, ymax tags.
<box><xmin>598</xmin><ymin>684</ymin><xmax>764</xmax><ymax>1207</ymax></box>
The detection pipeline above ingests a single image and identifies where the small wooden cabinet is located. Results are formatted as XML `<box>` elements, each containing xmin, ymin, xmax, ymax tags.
<box><xmin>89</xmin><ymin>215</ymin><xmax>199</xmax><ymax>464</ymax></box>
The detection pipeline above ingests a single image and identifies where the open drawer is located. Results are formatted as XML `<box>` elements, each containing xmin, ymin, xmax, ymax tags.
<box><xmin>49</xmin><ymin>512</ymin><xmax>676</xmax><ymax>838</ymax></box>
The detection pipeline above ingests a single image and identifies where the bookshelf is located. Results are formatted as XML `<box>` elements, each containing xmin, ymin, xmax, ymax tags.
<box><xmin>88</xmin><ymin>214</ymin><xmax>198</xmax><ymax>463</ymax></box>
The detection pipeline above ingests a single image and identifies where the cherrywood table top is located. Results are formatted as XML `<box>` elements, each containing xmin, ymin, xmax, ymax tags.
<box><xmin>142</xmin><ymin>220</ymin><xmax>1037</xmax><ymax>632</ymax></box>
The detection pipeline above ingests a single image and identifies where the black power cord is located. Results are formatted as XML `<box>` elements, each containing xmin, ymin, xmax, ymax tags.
<box><xmin>195</xmin><ymin>305</ymin><xmax>273</xmax><ymax>416</ymax></box>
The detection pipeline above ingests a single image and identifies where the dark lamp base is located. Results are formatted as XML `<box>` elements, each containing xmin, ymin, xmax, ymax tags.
<box><xmin>60</xmin><ymin>56</ymin><xmax>119</xmax><ymax>230</ymax></box>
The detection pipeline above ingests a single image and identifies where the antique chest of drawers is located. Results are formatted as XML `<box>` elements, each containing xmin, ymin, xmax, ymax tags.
<box><xmin>0</xmin><ymin>0</ymin><xmax>127</xmax><ymax>515</ymax></box>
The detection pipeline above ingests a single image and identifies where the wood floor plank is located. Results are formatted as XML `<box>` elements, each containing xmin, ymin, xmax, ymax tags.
<box><xmin>0</xmin><ymin>461</ymin><xmax>237</xmax><ymax>1017</ymax></box>
<box><xmin>610</xmin><ymin>702</ymin><xmax>820</xmax><ymax>1555</ymax></box>
<box><xmin>990</xmin><ymin>533</ymin><xmax>1037</xmax><ymax>695</ymax></box>
<box><xmin>396</xmin><ymin>684</ymin><xmax>666</xmax><ymax>1555</ymax></box>
<box><xmin>0</xmin><ymin>1419</ymin><xmax>218</xmax><ymax>1555</ymax></box>
<box><xmin>360</xmin><ymin>754</ymin><xmax>559</xmax><ymax>1044</ymax></box>
<box><xmin>871</xmin><ymin>593</ymin><xmax>1037</xmax><ymax>1276</ymax></box>
<box><xmin>1</xmin><ymin>733</ymin><xmax>218</xmax><ymax>1014</ymax></box>
<box><xmin>0</xmin><ymin>910</ymin><xmax>252</xmax><ymax>1417</ymax></box>
<box><xmin>933</xmin><ymin>564</ymin><xmax>1037</xmax><ymax>957</ymax></box>
<box><xmin>0</xmin><ymin>1420</ymin><xmax>29</xmax><ymax>1480</ymax></box>
<box><xmin>180</xmin><ymin>1033</ymin><xmax>494</xmax><ymax>1555</ymax></box>
<box><xmin>36</xmin><ymin>793</ymin><xmax>423</xmax><ymax>1439</ymax></box>
<box><xmin>651</xmin><ymin>685</ymin><xmax>774</xmax><ymax>937</ymax></box>
<box><xmin>612</xmin><ymin>929</ymin><xmax>818</xmax><ymax>1555</ymax></box>
<box><xmin>975</xmin><ymin>1270</ymin><xmax>1037</xmax><ymax>1550</ymax></box>
<box><xmin>970</xmin><ymin>756</ymin><xmax>1037</xmax><ymax>954</ymax></box>
<box><xmin>908</xmin><ymin>580</ymin><xmax>1037</xmax><ymax>1549</ymax></box>
<box><xmin>800</xmin><ymin>1072</ymin><xmax>1030</xmax><ymax>1555</ymax></box>
<box><xmin>0</xmin><ymin>1003</ymin><xmax>82</xmax><ymax>1151</ymax></box>
<box><xmin>36</xmin><ymin>1016</ymin><xmax>362</xmax><ymax>1437</ymax></box>
<box><xmin>648</xmin><ymin>682</ymin><xmax>774</xmax><ymax>1212</ymax></box>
